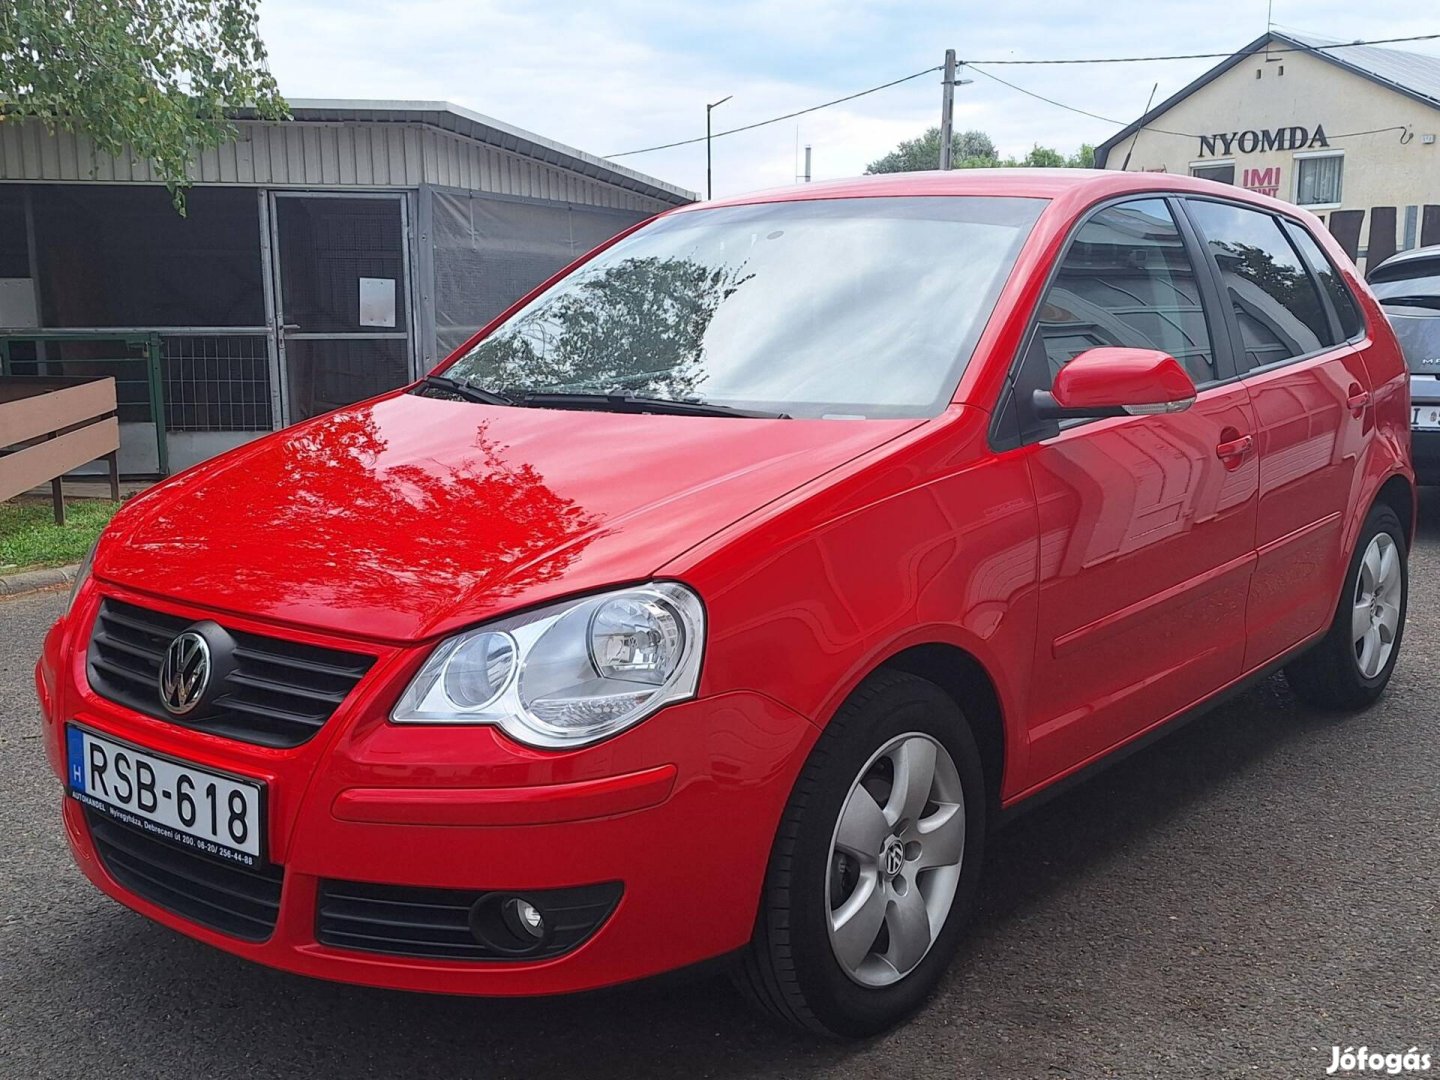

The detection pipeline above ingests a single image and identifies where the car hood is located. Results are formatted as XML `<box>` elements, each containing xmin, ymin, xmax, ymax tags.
<box><xmin>96</xmin><ymin>393</ymin><xmax>920</xmax><ymax>642</ymax></box>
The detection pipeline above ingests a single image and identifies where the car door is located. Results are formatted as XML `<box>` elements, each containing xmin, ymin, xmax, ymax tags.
<box><xmin>1000</xmin><ymin>197</ymin><xmax>1261</xmax><ymax>786</ymax></box>
<box><xmin>1182</xmin><ymin>199</ymin><xmax>1371</xmax><ymax>670</ymax></box>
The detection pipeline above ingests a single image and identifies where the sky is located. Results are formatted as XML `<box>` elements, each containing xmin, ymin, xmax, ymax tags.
<box><xmin>255</xmin><ymin>0</ymin><xmax>1440</xmax><ymax>198</ymax></box>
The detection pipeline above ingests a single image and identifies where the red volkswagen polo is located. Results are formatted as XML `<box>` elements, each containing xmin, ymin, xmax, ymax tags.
<box><xmin>35</xmin><ymin>171</ymin><xmax>1412</xmax><ymax>1037</ymax></box>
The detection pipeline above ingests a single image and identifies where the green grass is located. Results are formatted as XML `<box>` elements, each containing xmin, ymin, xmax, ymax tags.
<box><xmin>0</xmin><ymin>497</ymin><xmax>123</xmax><ymax>573</ymax></box>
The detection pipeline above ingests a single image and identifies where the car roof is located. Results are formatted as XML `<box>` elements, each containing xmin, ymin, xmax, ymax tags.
<box><xmin>685</xmin><ymin>169</ymin><xmax>1311</xmax><ymax>215</ymax></box>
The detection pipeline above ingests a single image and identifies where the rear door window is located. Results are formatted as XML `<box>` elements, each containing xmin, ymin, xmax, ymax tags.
<box><xmin>1185</xmin><ymin>200</ymin><xmax>1335</xmax><ymax>370</ymax></box>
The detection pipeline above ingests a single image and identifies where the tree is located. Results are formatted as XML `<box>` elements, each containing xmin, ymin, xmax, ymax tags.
<box><xmin>865</xmin><ymin>127</ymin><xmax>998</xmax><ymax>173</ymax></box>
<box><xmin>864</xmin><ymin>127</ymin><xmax>942</xmax><ymax>174</ymax></box>
<box><xmin>0</xmin><ymin>0</ymin><xmax>287</xmax><ymax>210</ymax></box>
<box><xmin>1020</xmin><ymin>144</ymin><xmax>1066</xmax><ymax>168</ymax></box>
<box><xmin>955</xmin><ymin>129</ymin><xmax>997</xmax><ymax>161</ymax></box>
<box><xmin>865</xmin><ymin>127</ymin><xmax>1094</xmax><ymax>174</ymax></box>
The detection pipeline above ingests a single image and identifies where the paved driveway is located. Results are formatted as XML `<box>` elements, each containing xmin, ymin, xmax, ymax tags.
<box><xmin>4</xmin><ymin>497</ymin><xmax>1439</xmax><ymax>1079</ymax></box>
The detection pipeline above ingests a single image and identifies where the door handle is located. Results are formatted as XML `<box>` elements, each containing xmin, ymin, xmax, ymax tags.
<box><xmin>1346</xmin><ymin>387</ymin><xmax>1371</xmax><ymax>414</ymax></box>
<box><xmin>1215</xmin><ymin>434</ymin><xmax>1254</xmax><ymax>462</ymax></box>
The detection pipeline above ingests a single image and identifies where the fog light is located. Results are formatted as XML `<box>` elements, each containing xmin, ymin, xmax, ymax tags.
<box><xmin>468</xmin><ymin>892</ymin><xmax>550</xmax><ymax>954</ymax></box>
<box><xmin>504</xmin><ymin>897</ymin><xmax>546</xmax><ymax>942</ymax></box>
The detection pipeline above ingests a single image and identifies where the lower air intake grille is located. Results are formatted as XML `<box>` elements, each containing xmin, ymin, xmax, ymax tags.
<box><xmin>86</xmin><ymin>809</ymin><xmax>284</xmax><ymax>941</ymax></box>
<box><xmin>86</xmin><ymin>598</ymin><xmax>374</xmax><ymax>748</ymax></box>
<box><xmin>316</xmin><ymin>879</ymin><xmax>623</xmax><ymax>961</ymax></box>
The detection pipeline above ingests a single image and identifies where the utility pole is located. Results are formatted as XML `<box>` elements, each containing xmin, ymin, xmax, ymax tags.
<box><xmin>706</xmin><ymin>95</ymin><xmax>732</xmax><ymax>200</ymax></box>
<box><xmin>939</xmin><ymin>49</ymin><xmax>956</xmax><ymax>170</ymax></box>
<box><xmin>803</xmin><ymin>144</ymin><xmax>812</xmax><ymax>182</ymax></box>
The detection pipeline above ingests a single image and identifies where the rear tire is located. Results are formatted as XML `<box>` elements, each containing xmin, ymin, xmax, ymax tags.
<box><xmin>1285</xmin><ymin>503</ymin><xmax>1407</xmax><ymax>710</ymax></box>
<box><xmin>733</xmin><ymin>670</ymin><xmax>986</xmax><ymax>1038</ymax></box>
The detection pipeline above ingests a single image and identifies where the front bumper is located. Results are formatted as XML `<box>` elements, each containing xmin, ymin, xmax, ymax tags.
<box><xmin>38</xmin><ymin>584</ymin><xmax>818</xmax><ymax>995</ymax></box>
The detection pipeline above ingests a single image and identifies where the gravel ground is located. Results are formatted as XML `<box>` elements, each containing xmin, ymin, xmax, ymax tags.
<box><xmin>3</xmin><ymin>497</ymin><xmax>1438</xmax><ymax>1080</ymax></box>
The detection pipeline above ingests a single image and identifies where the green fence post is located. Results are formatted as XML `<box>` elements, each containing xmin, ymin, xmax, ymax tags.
<box><xmin>0</xmin><ymin>338</ymin><xmax>10</xmax><ymax>376</ymax></box>
<box><xmin>146</xmin><ymin>333</ymin><xmax>170</xmax><ymax>477</ymax></box>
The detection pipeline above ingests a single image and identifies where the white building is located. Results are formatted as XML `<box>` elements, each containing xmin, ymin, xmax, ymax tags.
<box><xmin>1097</xmin><ymin>32</ymin><xmax>1440</xmax><ymax>273</ymax></box>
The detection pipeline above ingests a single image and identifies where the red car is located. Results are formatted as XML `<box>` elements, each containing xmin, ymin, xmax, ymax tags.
<box><xmin>35</xmin><ymin>170</ymin><xmax>1412</xmax><ymax>1037</ymax></box>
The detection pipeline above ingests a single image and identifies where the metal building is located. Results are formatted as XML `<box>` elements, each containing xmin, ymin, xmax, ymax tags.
<box><xmin>0</xmin><ymin>100</ymin><xmax>694</xmax><ymax>474</ymax></box>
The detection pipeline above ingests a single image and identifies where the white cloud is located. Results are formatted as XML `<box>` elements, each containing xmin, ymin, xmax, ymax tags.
<box><xmin>256</xmin><ymin>0</ymin><xmax>1440</xmax><ymax>197</ymax></box>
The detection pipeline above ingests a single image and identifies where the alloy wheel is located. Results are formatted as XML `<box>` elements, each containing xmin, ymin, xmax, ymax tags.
<box><xmin>824</xmin><ymin>732</ymin><xmax>965</xmax><ymax>988</ymax></box>
<box><xmin>1352</xmin><ymin>532</ymin><xmax>1402</xmax><ymax>679</ymax></box>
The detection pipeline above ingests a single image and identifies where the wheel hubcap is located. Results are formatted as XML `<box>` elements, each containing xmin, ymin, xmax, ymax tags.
<box><xmin>1352</xmin><ymin>532</ymin><xmax>1402</xmax><ymax>679</ymax></box>
<box><xmin>825</xmin><ymin>732</ymin><xmax>965</xmax><ymax>988</ymax></box>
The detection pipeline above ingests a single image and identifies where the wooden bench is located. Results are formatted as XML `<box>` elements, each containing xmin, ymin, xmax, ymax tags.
<box><xmin>0</xmin><ymin>376</ymin><xmax>120</xmax><ymax>524</ymax></box>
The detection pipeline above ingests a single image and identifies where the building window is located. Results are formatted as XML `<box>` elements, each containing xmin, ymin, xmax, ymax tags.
<box><xmin>1295</xmin><ymin>153</ymin><xmax>1343</xmax><ymax>206</ymax></box>
<box><xmin>1191</xmin><ymin>163</ymin><xmax>1235</xmax><ymax>185</ymax></box>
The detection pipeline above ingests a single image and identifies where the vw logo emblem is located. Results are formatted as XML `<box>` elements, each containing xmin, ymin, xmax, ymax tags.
<box><xmin>159</xmin><ymin>630</ymin><xmax>211</xmax><ymax>716</ymax></box>
<box><xmin>883</xmin><ymin>837</ymin><xmax>905</xmax><ymax>879</ymax></box>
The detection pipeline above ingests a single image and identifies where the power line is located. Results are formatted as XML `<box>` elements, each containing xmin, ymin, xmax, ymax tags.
<box><xmin>962</xmin><ymin>32</ymin><xmax>1440</xmax><ymax>65</ymax></box>
<box><xmin>606</xmin><ymin>66</ymin><xmax>940</xmax><ymax>158</ymax></box>
<box><xmin>604</xmin><ymin>31</ymin><xmax>1440</xmax><ymax>160</ymax></box>
<box><xmin>966</xmin><ymin>62</ymin><xmax>1413</xmax><ymax>144</ymax></box>
<box><xmin>965</xmin><ymin>65</ymin><xmax>1132</xmax><ymax>128</ymax></box>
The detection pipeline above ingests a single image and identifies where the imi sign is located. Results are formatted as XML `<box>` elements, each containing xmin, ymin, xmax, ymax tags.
<box><xmin>1198</xmin><ymin>125</ymin><xmax>1331</xmax><ymax>156</ymax></box>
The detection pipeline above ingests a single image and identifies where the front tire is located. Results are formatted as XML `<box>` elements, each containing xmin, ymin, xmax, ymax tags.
<box><xmin>1285</xmin><ymin>502</ymin><xmax>1408</xmax><ymax>710</ymax></box>
<box><xmin>734</xmin><ymin>670</ymin><xmax>987</xmax><ymax>1038</ymax></box>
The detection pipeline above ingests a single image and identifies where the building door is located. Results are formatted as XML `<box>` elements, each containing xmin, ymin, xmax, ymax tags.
<box><xmin>269</xmin><ymin>193</ymin><xmax>414</xmax><ymax>424</ymax></box>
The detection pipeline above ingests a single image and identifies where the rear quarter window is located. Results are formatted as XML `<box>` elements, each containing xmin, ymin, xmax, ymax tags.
<box><xmin>1283</xmin><ymin>220</ymin><xmax>1364</xmax><ymax>340</ymax></box>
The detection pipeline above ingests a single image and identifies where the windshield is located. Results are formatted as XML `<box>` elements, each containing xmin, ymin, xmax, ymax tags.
<box><xmin>442</xmin><ymin>196</ymin><xmax>1044</xmax><ymax>419</ymax></box>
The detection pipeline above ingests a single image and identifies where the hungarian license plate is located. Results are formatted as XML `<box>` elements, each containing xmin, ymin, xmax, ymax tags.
<box><xmin>66</xmin><ymin>725</ymin><xmax>266</xmax><ymax>867</ymax></box>
<box><xmin>1412</xmin><ymin>405</ymin><xmax>1440</xmax><ymax>430</ymax></box>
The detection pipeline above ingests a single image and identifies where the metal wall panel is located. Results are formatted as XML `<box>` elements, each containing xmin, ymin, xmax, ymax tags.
<box><xmin>0</xmin><ymin>118</ymin><xmax>678</xmax><ymax>216</ymax></box>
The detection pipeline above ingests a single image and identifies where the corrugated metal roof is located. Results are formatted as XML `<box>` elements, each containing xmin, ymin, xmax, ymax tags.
<box><xmin>0</xmin><ymin>98</ymin><xmax>695</xmax><ymax>208</ymax></box>
<box><xmin>278</xmin><ymin>99</ymin><xmax>695</xmax><ymax>204</ymax></box>
<box><xmin>1279</xmin><ymin>31</ymin><xmax>1440</xmax><ymax>108</ymax></box>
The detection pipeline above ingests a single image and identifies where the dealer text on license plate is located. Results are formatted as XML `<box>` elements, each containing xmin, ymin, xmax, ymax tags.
<box><xmin>66</xmin><ymin>725</ymin><xmax>265</xmax><ymax>866</ymax></box>
<box><xmin>1412</xmin><ymin>405</ymin><xmax>1440</xmax><ymax>430</ymax></box>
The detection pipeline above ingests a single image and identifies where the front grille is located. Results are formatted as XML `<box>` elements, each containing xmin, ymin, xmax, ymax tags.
<box><xmin>86</xmin><ymin>599</ymin><xmax>374</xmax><ymax>748</ymax></box>
<box><xmin>85</xmin><ymin>809</ymin><xmax>284</xmax><ymax>941</ymax></box>
<box><xmin>317</xmin><ymin>879</ymin><xmax>623</xmax><ymax>961</ymax></box>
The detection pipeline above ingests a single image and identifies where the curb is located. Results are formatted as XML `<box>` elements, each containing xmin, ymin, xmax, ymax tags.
<box><xmin>0</xmin><ymin>564</ymin><xmax>79</xmax><ymax>599</ymax></box>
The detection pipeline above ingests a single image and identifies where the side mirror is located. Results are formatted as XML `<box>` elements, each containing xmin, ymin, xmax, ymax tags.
<box><xmin>1032</xmin><ymin>347</ymin><xmax>1198</xmax><ymax>420</ymax></box>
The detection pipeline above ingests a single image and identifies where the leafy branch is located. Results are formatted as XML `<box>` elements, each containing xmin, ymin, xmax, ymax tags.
<box><xmin>0</xmin><ymin>0</ymin><xmax>288</xmax><ymax>211</ymax></box>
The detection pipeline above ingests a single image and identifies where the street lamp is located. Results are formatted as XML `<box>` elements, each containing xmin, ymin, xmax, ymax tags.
<box><xmin>706</xmin><ymin>95</ymin><xmax>732</xmax><ymax>200</ymax></box>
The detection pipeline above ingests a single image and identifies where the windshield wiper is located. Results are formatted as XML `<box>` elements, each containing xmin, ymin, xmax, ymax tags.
<box><xmin>421</xmin><ymin>374</ymin><xmax>515</xmax><ymax>406</ymax></box>
<box><xmin>516</xmin><ymin>391</ymin><xmax>790</xmax><ymax>419</ymax></box>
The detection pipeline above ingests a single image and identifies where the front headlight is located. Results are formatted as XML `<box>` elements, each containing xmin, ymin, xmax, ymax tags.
<box><xmin>391</xmin><ymin>582</ymin><xmax>705</xmax><ymax>748</ymax></box>
<box><xmin>65</xmin><ymin>539</ymin><xmax>98</xmax><ymax>616</ymax></box>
